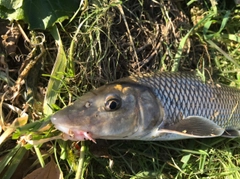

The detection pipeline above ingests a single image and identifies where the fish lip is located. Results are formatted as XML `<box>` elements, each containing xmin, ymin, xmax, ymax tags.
<box><xmin>53</xmin><ymin>124</ymin><xmax>96</xmax><ymax>143</ymax></box>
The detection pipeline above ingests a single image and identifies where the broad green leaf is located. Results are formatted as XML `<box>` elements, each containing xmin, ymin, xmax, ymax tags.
<box><xmin>0</xmin><ymin>0</ymin><xmax>80</xmax><ymax>29</ymax></box>
<box><xmin>6</xmin><ymin>8</ymin><xmax>25</xmax><ymax>21</ymax></box>
<box><xmin>0</xmin><ymin>0</ymin><xmax>23</xmax><ymax>9</ymax></box>
<box><xmin>22</xmin><ymin>0</ymin><xmax>80</xmax><ymax>29</ymax></box>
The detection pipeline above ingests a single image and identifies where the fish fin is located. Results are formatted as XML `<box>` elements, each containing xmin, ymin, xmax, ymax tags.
<box><xmin>222</xmin><ymin>129</ymin><xmax>240</xmax><ymax>138</ymax></box>
<box><xmin>160</xmin><ymin>116</ymin><xmax>224</xmax><ymax>137</ymax></box>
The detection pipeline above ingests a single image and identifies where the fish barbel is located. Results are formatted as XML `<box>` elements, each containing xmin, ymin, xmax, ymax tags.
<box><xmin>51</xmin><ymin>72</ymin><xmax>240</xmax><ymax>142</ymax></box>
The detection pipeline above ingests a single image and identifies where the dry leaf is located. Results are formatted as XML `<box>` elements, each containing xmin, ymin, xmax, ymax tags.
<box><xmin>0</xmin><ymin>115</ymin><xmax>28</xmax><ymax>145</ymax></box>
<box><xmin>23</xmin><ymin>158</ymin><xmax>63</xmax><ymax>179</ymax></box>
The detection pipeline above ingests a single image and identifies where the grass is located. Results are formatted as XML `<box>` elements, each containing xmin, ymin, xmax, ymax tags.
<box><xmin>0</xmin><ymin>0</ymin><xmax>240</xmax><ymax>178</ymax></box>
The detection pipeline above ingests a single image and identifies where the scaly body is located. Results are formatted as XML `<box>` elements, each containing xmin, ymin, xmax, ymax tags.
<box><xmin>51</xmin><ymin>72</ymin><xmax>240</xmax><ymax>142</ymax></box>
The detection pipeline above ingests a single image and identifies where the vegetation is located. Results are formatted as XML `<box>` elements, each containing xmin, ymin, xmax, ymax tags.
<box><xmin>0</xmin><ymin>0</ymin><xmax>240</xmax><ymax>178</ymax></box>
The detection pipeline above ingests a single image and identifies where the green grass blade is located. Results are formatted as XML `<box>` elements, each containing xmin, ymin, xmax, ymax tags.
<box><xmin>75</xmin><ymin>141</ymin><xmax>87</xmax><ymax>179</ymax></box>
<box><xmin>1</xmin><ymin>145</ymin><xmax>27</xmax><ymax>179</ymax></box>
<box><xmin>43</xmin><ymin>25</ymin><xmax>67</xmax><ymax>115</ymax></box>
<box><xmin>206</xmin><ymin>39</ymin><xmax>240</xmax><ymax>68</ymax></box>
<box><xmin>34</xmin><ymin>146</ymin><xmax>45</xmax><ymax>167</ymax></box>
<box><xmin>0</xmin><ymin>145</ymin><xmax>20</xmax><ymax>174</ymax></box>
<box><xmin>172</xmin><ymin>12</ymin><xmax>214</xmax><ymax>72</ymax></box>
<box><xmin>218</xmin><ymin>10</ymin><xmax>230</xmax><ymax>34</ymax></box>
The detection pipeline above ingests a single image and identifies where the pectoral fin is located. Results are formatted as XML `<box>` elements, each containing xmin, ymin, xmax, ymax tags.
<box><xmin>164</xmin><ymin>116</ymin><xmax>224</xmax><ymax>137</ymax></box>
<box><xmin>144</xmin><ymin>116</ymin><xmax>225</xmax><ymax>141</ymax></box>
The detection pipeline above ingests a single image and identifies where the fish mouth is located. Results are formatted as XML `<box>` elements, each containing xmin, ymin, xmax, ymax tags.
<box><xmin>54</xmin><ymin>124</ymin><xmax>96</xmax><ymax>143</ymax></box>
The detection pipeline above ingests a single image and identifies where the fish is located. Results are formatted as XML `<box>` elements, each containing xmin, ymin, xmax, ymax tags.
<box><xmin>51</xmin><ymin>72</ymin><xmax>240</xmax><ymax>143</ymax></box>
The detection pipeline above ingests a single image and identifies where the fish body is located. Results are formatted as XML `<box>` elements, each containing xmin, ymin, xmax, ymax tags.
<box><xmin>51</xmin><ymin>72</ymin><xmax>240</xmax><ymax>142</ymax></box>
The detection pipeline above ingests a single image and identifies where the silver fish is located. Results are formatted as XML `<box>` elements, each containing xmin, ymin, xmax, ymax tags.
<box><xmin>51</xmin><ymin>72</ymin><xmax>240</xmax><ymax>142</ymax></box>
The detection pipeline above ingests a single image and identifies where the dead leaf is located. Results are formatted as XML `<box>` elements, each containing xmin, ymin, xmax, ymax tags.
<box><xmin>0</xmin><ymin>115</ymin><xmax>28</xmax><ymax>145</ymax></box>
<box><xmin>23</xmin><ymin>158</ymin><xmax>63</xmax><ymax>179</ymax></box>
<box><xmin>1</xmin><ymin>22</ymin><xmax>21</xmax><ymax>58</ymax></box>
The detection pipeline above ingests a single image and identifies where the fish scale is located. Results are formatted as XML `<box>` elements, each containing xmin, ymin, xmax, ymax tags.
<box><xmin>51</xmin><ymin>72</ymin><xmax>240</xmax><ymax>141</ymax></box>
<box><xmin>133</xmin><ymin>72</ymin><xmax>240</xmax><ymax>129</ymax></box>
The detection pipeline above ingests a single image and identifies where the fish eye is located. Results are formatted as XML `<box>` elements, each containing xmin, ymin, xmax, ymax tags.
<box><xmin>105</xmin><ymin>95</ymin><xmax>121</xmax><ymax>111</ymax></box>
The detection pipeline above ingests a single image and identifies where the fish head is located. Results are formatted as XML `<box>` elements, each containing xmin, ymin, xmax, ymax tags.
<box><xmin>51</xmin><ymin>82</ymin><xmax>163</xmax><ymax>142</ymax></box>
